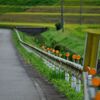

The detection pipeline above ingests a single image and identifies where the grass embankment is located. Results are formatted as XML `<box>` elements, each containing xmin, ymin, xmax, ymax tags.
<box><xmin>42</xmin><ymin>28</ymin><xmax>85</xmax><ymax>56</ymax></box>
<box><xmin>16</xmin><ymin>26</ymin><xmax>100</xmax><ymax>57</ymax></box>
<box><xmin>12</xmin><ymin>30</ymin><xmax>83</xmax><ymax>100</ymax></box>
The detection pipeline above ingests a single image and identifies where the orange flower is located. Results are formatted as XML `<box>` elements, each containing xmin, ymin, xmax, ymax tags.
<box><xmin>95</xmin><ymin>91</ymin><xmax>100</xmax><ymax>100</ymax></box>
<box><xmin>92</xmin><ymin>77</ymin><xmax>100</xmax><ymax>87</ymax></box>
<box><xmin>72</xmin><ymin>54</ymin><xmax>77</xmax><ymax>60</ymax></box>
<box><xmin>89</xmin><ymin>68</ymin><xmax>97</xmax><ymax>75</ymax></box>
<box><xmin>47</xmin><ymin>48</ymin><xmax>50</xmax><ymax>51</ymax></box>
<box><xmin>66</xmin><ymin>52</ymin><xmax>70</xmax><ymax>57</ymax></box>
<box><xmin>50</xmin><ymin>48</ymin><xmax>52</xmax><ymax>51</ymax></box>
<box><xmin>76</xmin><ymin>55</ymin><xmax>81</xmax><ymax>60</ymax></box>
<box><xmin>52</xmin><ymin>49</ymin><xmax>55</xmax><ymax>53</ymax></box>
<box><xmin>56</xmin><ymin>50</ymin><xmax>59</xmax><ymax>54</ymax></box>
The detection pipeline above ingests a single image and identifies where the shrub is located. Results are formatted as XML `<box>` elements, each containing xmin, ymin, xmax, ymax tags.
<box><xmin>55</xmin><ymin>22</ymin><xmax>62</xmax><ymax>31</ymax></box>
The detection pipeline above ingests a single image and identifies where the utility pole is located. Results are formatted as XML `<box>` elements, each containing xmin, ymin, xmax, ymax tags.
<box><xmin>80</xmin><ymin>0</ymin><xmax>83</xmax><ymax>25</ymax></box>
<box><xmin>61</xmin><ymin>0</ymin><xmax>64</xmax><ymax>32</ymax></box>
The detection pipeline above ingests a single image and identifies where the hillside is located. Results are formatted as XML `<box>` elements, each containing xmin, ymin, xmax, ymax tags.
<box><xmin>0</xmin><ymin>0</ymin><xmax>100</xmax><ymax>25</ymax></box>
<box><xmin>0</xmin><ymin>0</ymin><xmax>100</xmax><ymax>6</ymax></box>
<box><xmin>0</xmin><ymin>6</ymin><xmax>100</xmax><ymax>25</ymax></box>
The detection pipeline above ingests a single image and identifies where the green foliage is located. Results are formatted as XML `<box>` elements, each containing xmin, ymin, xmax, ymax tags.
<box><xmin>0</xmin><ymin>5</ymin><xmax>29</xmax><ymax>13</ymax></box>
<box><xmin>0</xmin><ymin>0</ymin><xmax>100</xmax><ymax>6</ymax></box>
<box><xmin>0</xmin><ymin>0</ymin><xmax>58</xmax><ymax>6</ymax></box>
<box><xmin>55</xmin><ymin>22</ymin><xmax>62</xmax><ymax>31</ymax></box>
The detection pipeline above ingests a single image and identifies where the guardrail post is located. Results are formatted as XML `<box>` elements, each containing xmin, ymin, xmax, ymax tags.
<box><xmin>88</xmin><ymin>75</ymin><xmax>96</xmax><ymax>99</ymax></box>
<box><xmin>76</xmin><ymin>78</ymin><xmax>81</xmax><ymax>92</ymax></box>
<box><xmin>83</xmin><ymin>29</ymin><xmax>100</xmax><ymax>100</ymax></box>
<box><xmin>71</xmin><ymin>74</ymin><xmax>76</xmax><ymax>89</ymax></box>
<box><xmin>83</xmin><ymin>72</ymin><xmax>89</xmax><ymax>100</ymax></box>
<box><xmin>65</xmin><ymin>72</ymin><xmax>69</xmax><ymax>82</ymax></box>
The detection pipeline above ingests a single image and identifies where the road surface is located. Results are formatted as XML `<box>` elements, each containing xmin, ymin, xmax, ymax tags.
<box><xmin>0</xmin><ymin>29</ymin><xmax>66</xmax><ymax>100</ymax></box>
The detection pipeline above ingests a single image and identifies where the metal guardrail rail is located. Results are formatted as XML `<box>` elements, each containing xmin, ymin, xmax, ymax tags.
<box><xmin>15</xmin><ymin>29</ymin><xmax>83</xmax><ymax>78</ymax></box>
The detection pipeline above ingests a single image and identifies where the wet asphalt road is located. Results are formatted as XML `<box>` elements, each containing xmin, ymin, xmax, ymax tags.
<box><xmin>0</xmin><ymin>29</ymin><xmax>46</xmax><ymax>100</ymax></box>
<box><xmin>0</xmin><ymin>29</ymin><xmax>66</xmax><ymax>100</ymax></box>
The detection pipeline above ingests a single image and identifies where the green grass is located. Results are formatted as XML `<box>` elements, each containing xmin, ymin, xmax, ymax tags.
<box><xmin>26</xmin><ymin>5</ymin><xmax>100</xmax><ymax>14</ymax></box>
<box><xmin>6</xmin><ymin>12</ymin><xmax>100</xmax><ymax>16</ymax></box>
<box><xmin>42</xmin><ymin>27</ymin><xmax>100</xmax><ymax>58</ymax></box>
<box><xmin>0</xmin><ymin>5</ymin><xmax>100</xmax><ymax>13</ymax></box>
<box><xmin>0</xmin><ymin>21</ymin><xmax>100</xmax><ymax>29</ymax></box>
<box><xmin>26</xmin><ymin>5</ymin><xmax>100</xmax><ymax>8</ymax></box>
<box><xmin>41</xmin><ymin>28</ymin><xmax>85</xmax><ymax>56</ymax></box>
<box><xmin>0</xmin><ymin>22</ymin><xmax>55</xmax><ymax>28</ymax></box>
<box><xmin>1</xmin><ymin>5</ymin><xmax>99</xmax><ymax>13</ymax></box>
<box><xmin>52</xmin><ymin>79</ymin><xmax>83</xmax><ymax>100</ymax></box>
<box><xmin>0</xmin><ymin>22</ymin><xmax>99</xmax><ymax>28</ymax></box>
<box><xmin>15</xmin><ymin>27</ymin><xmax>85</xmax><ymax>56</ymax></box>
<box><xmin>18</xmin><ymin>31</ymin><xmax>35</xmax><ymax>45</ymax></box>
<box><xmin>12</xmin><ymin>29</ymin><xmax>83</xmax><ymax>100</ymax></box>
<box><xmin>0</xmin><ymin>14</ymin><xmax>100</xmax><ymax>24</ymax></box>
<box><xmin>63</xmin><ymin>0</ymin><xmax>100</xmax><ymax>6</ymax></box>
<box><xmin>26</xmin><ymin>6</ymin><xmax>100</xmax><ymax>13</ymax></box>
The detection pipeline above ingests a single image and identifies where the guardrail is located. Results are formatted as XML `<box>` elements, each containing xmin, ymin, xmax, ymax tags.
<box><xmin>15</xmin><ymin>29</ymin><xmax>83</xmax><ymax>92</ymax></box>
